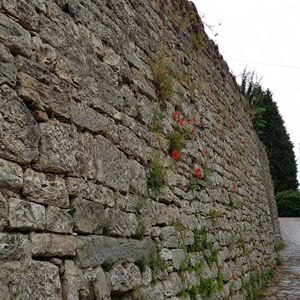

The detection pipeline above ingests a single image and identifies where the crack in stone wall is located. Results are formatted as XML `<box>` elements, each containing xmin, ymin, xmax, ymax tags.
<box><xmin>0</xmin><ymin>0</ymin><xmax>281</xmax><ymax>299</ymax></box>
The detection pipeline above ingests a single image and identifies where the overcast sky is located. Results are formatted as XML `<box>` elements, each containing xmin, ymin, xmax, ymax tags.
<box><xmin>193</xmin><ymin>0</ymin><xmax>300</xmax><ymax>185</ymax></box>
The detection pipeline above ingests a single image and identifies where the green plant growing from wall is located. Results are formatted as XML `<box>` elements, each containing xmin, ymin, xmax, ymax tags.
<box><xmin>101</xmin><ymin>259</ymin><xmax>113</xmax><ymax>272</ymax></box>
<box><xmin>149</xmin><ymin>49</ymin><xmax>175</xmax><ymax>103</ymax></box>
<box><xmin>217</xmin><ymin>271</ymin><xmax>224</xmax><ymax>291</ymax></box>
<box><xmin>209</xmin><ymin>209</ymin><xmax>218</xmax><ymax>225</ymax></box>
<box><xmin>191</xmin><ymin>32</ymin><xmax>208</xmax><ymax>51</ymax></box>
<box><xmin>187</xmin><ymin>175</ymin><xmax>198</xmax><ymax>191</ymax></box>
<box><xmin>189</xmin><ymin>227</ymin><xmax>213</xmax><ymax>252</ymax></box>
<box><xmin>135</xmin><ymin>218</ymin><xmax>146</xmax><ymax>240</ymax></box>
<box><xmin>168</xmin><ymin>130</ymin><xmax>186</xmax><ymax>153</ymax></box>
<box><xmin>149</xmin><ymin>246</ymin><xmax>168</xmax><ymax>282</ymax></box>
<box><xmin>150</xmin><ymin>108</ymin><xmax>164</xmax><ymax>133</ymax></box>
<box><xmin>188</xmin><ymin>277</ymin><xmax>217</xmax><ymax>300</ymax></box>
<box><xmin>147</xmin><ymin>158</ymin><xmax>167</xmax><ymax>192</ymax></box>
<box><xmin>242</xmin><ymin>267</ymin><xmax>277</xmax><ymax>300</ymax></box>
<box><xmin>206</xmin><ymin>249</ymin><xmax>218</xmax><ymax>268</ymax></box>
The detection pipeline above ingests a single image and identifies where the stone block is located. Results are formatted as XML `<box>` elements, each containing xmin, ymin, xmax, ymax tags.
<box><xmin>162</xmin><ymin>272</ymin><xmax>183</xmax><ymax>297</ymax></box>
<box><xmin>71</xmin><ymin>198</ymin><xmax>106</xmax><ymax>234</ymax></box>
<box><xmin>171</xmin><ymin>249</ymin><xmax>186</xmax><ymax>270</ymax></box>
<box><xmin>8</xmin><ymin>198</ymin><xmax>45</xmax><ymax>230</ymax></box>
<box><xmin>31</xmin><ymin>233</ymin><xmax>76</xmax><ymax>258</ymax></box>
<box><xmin>0</xmin><ymin>44</ymin><xmax>16</xmax><ymax>85</ymax></box>
<box><xmin>2</xmin><ymin>0</ymin><xmax>39</xmax><ymax>30</ymax></box>
<box><xmin>0</xmin><ymin>233</ymin><xmax>31</xmax><ymax>261</ymax></box>
<box><xmin>109</xmin><ymin>263</ymin><xmax>141</xmax><ymax>293</ymax></box>
<box><xmin>0</xmin><ymin>85</ymin><xmax>40</xmax><ymax>164</ymax></box>
<box><xmin>0</xmin><ymin>13</ymin><xmax>31</xmax><ymax>57</ymax></box>
<box><xmin>95</xmin><ymin>135</ymin><xmax>129</xmax><ymax>191</ymax></box>
<box><xmin>159</xmin><ymin>226</ymin><xmax>179</xmax><ymax>248</ymax></box>
<box><xmin>83</xmin><ymin>267</ymin><xmax>110</xmax><ymax>300</ymax></box>
<box><xmin>128</xmin><ymin>160</ymin><xmax>147</xmax><ymax>195</ymax></box>
<box><xmin>62</xmin><ymin>260</ymin><xmax>109</xmax><ymax>300</ymax></box>
<box><xmin>32</xmin><ymin>36</ymin><xmax>57</xmax><ymax>68</ymax></box>
<box><xmin>17</xmin><ymin>72</ymin><xmax>70</xmax><ymax>119</ymax></box>
<box><xmin>23</xmin><ymin>169</ymin><xmax>69</xmax><ymax>208</ymax></box>
<box><xmin>72</xmin><ymin>132</ymin><xmax>102</xmax><ymax>181</ymax></box>
<box><xmin>0</xmin><ymin>193</ymin><xmax>8</xmax><ymax>230</ymax></box>
<box><xmin>76</xmin><ymin>236</ymin><xmax>155</xmax><ymax>268</ymax></box>
<box><xmin>0</xmin><ymin>158</ymin><xmax>23</xmax><ymax>192</ymax></box>
<box><xmin>33</xmin><ymin>122</ymin><xmax>77</xmax><ymax>173</ymax></box>
<box><xmin>65</xmin><ymin>177</ymin><xmax>92</xmax><ymax>199</ymax></box>
<box><xmin>71</xmin><ymin>101</ymin><xmax>109</xmax><ymax>133</ymax></box>
<box><xmin>46</xmin><ymin>206</ymin><xmax>73</xmax><ymax>233</ymax></box>
<box><xmin>0</xmin><ymin>260</ymin><xmax>61</xmax><ymax>300</ymax></box>
<box><xmin>105</xmin><ymin>209</ymin><xmax>138</xmax><ymax>237</ymax></box>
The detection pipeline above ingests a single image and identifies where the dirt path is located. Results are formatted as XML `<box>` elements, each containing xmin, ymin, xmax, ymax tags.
<box><xmin>263</xmin><ymin>218</ymin><xmax>300</xmax><ymax>299</ymax></box>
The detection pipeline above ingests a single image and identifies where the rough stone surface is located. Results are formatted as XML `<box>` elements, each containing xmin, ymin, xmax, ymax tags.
<box><xmin>0</xmin><ymin>85</ymin><xmax>40</xmax><ymax>164</ymax></box>
<box><xmin>34</xmin><ymin>122</ymin><xmax>77</xmax><ymax>173</ymax></box>
<box><xmin>0</xmin><ymin>1</ymin><xmax>281</xmax><ymax>299</ymax></box>
<box><xmin>0</xmin><ymin>193</ymin><xmax>8</xmax><ymax>231</ymax></box>
<box><xmin>23</xmin><ymin>169</ymin><xmax>69</xmax><ymax>208</ymax></box>
<box><xmin>0</xmin><ymin>260</ymin><xmax>61</xmax><ymax>300</ymax></box>
<box><xmin>0</xmin><ymin>44</ymin><xmax>16</xmax><ymax>85</ymax></box>
<box><xmin>0</xmin><ymin>13</ymin><xmax>31</xmax><ymax>57</ymax></box>
<box><xmin>31</xmin><ymin>233</ymin><xmax>76</xmax><ymax>258</ymax></box>
<box><xmin>0</xmin><ymin>233</ymin><xmax>31</xmax><ymax>260</ymax></box>
<box><xmin>0</xmin><ymin>158</ymin><xmax>23</xmax><ymax>192</ymax></box>
<box><xmin>95</xmin><ymin>135</ymin><xmax>129</xmax><ymax>191</ymax></box>
<box><xmin>46</xmin><ymin>206</ymin><xmax>73</xmax><ymax>234</ymax></box>
<box><xmin>76</xmin><ymin>236</ymin><xmax>155</xmax><ymax>268</ymax></box>
<box><xmin>8</xmin><ymin>198</ymin><xmax>45</xmax><ymax>230</ymax></box>
<box><xmin>71</xmin><ymin>198</ymin><xmax>106</xmax><ymax>234</ymax></box>
<box><xmin>109</xmin><ymin>263</ymin><xmax>142</xmax><ymax>293</ymax></box>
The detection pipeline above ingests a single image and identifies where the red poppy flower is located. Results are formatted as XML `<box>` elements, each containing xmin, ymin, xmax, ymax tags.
<box><xmin>171</xmin><ymin>149</ymin><xmax>180</xmax><ymax>161</ymax></box>
<box><xmin>191</xmin><ymin>127</ymin><xmax>196</xmax><ymax>135</ymax></box>
<box><xmin>192</xmin><ymin>116</ymin><xmax>197</xmax><ymax>124</ymax></box>
<box><xmin>178</xmin><ymin>117</ymin><xmax>185</xmax><ymax>127</ymax></box>
<box><xmin>172</xmin><ymin>111</ymin><xmax>180</xmax><ymax>121</ymax></box>
<box><xmin>195</xmin><ymin>167</ymin><xmax>204</xmax><ymax>179</ymax></box>
<box><xmin>231</xmin><ymin>184</ymin><xmax>238</xmax><ymax>193</ymax></box>
<box><xmin>203</xmin><ymin>147</ymin><xmax>209</xmax><ymax>157</ymax></box>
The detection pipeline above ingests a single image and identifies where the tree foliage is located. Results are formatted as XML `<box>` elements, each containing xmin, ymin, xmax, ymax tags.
<box><xmin>240</xmin><ymin>69</ymin><xmax>299</xmax><ymax>194</ymax></box>
<box><xmin>276</xmin><ymin>191</ymin><xmax>300</xmax><ymax>217</ymax></box>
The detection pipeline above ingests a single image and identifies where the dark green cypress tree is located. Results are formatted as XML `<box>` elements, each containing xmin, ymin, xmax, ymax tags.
<box><xmin>258</xmin><ymin>90</ymin><xmax>298</xmax><ymax>192</ymax></box>
<box><xmin>240</xmin><ymin>70</ymin><xmax>299</xmax><ymax>193</ymax></box>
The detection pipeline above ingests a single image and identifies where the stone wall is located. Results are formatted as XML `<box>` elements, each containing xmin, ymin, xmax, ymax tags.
<box><xmin>0</xmin><ymin>0</ymin><xmax>281</xmax><ymax>299</ymax></box>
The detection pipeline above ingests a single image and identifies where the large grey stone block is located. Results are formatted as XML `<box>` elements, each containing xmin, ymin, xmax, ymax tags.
<box><xmin>70</xmin><ymin>101</ymin><xmax>110</xmax><ymax>133</ymax></box>
<box><xmin>0</xmin><ymin>158</ymin><xmax>23</xmax><ymax>192</ymax></box>
<box><xmin>71</xmin><ymin>198</ymin><xmax>106</xmax><ymax>234</ymax></box>
<box><xmin>0</xmin><ymin>44</ymin><xmax>16</xmax><ymax>85</ymax></box>
<box><xmin>0</xmin><ymin>260</ymin><xmax>61</xmax><ymax>300</ymax></box>
<box><xmin>31</xmin><ymin>233</ymin><xmax>76</xmax><ymax>258</ymax></box>
<box><xmin>0</xmin><ymin>13</ymin><xmax>31</xmax><ymax>57</ymax></box>
<box><xmin>95</xmin><ymin>135</ymin><xmax>129</xmax><ymax>191</ymax></box>
<box><xmin>46</xmin><ymin>206</ymin><xmax>73</xmax><ymax>234</ymax></box>
<box><xmin>23</xmin><ymin>169</ymin><xmax>69</xmax><ymax>208</ymax></box>
<box><xmin>0</xmin><ymin>193</ymin><xmax>8</xmax><ymax>231</ymax></box>
<box><xmin>76</xmin><ymin>236</ymin><xmax>155</xmax><ymax>268</ymax></box>
<box><xmin>0</xmin><ymin>85</ymin><xmax>40</xmax><ymax>164</ymax></box>
<box><xmin>0</xmin><ymin>233</ymin><xmax>31</xmax><ymax>261</ymax></box>
<box><xmin>33</xmin><ymin>122</ymin><xmax>77</xmax><ymax>173</ymax></box>
<box><xmin>8</xmin><ymin>198</ymin><xmax>45</xmax><ymax>230</ymax></box>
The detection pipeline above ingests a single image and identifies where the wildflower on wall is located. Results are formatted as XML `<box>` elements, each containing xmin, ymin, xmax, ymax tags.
<box><xmin>172</xmin><ymin>111</ymin><xmax>180</xmax><ymax>121</ymax></box>
<box><xmin>203</xmin><ymin>147</ymin><xmax>209</xmax><ymax>157</ymax></box>
<box><xmin>231</xmin><ymin>184</ymin><xmax>238</xmax><ymax>193</ymax></box>
<box><xmin>171</xmin><ymin>149</ymin><xmax>180</xmax><ymax>161</ymax></box>
<box><xmin>195</xmin><ymin>167</ymin><xmax>204</xmax><ymax>179</ymax></box>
